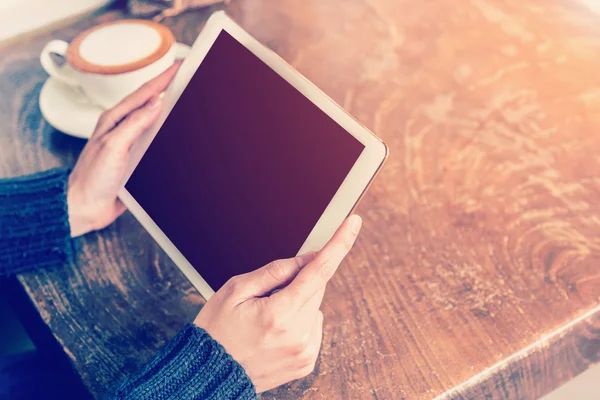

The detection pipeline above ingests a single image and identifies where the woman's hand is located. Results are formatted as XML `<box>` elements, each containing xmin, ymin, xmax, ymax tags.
<box><xmin>194</xmin><ymin>215</ymin><xmax>362</xmax><ymax>393</ymax></box>
<box><xmin>67</xmin><ymin>63</ymin><xmax>180</xmax><ymax>237</ymax></box>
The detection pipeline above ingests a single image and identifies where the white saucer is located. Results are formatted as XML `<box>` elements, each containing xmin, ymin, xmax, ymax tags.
<box><xmin>39</xmin><ymin>42</ymin><xmax>190</xmax><ymax>139</ymax></box>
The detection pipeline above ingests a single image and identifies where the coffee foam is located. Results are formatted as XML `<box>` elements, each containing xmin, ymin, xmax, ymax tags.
<box><xmin>79</xmin><ymin>23</ymin><xmax>162</xmax><ymax>67</ymax></box>
<box><xmin>67</xmin><ymin>20</ymin><xmax>174</xmax><ymax>75</ymax></box>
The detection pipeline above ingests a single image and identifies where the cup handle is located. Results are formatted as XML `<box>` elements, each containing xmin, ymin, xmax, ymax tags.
<box><xmin>40</xmin><ymin>40</ymin><xmax>79</xmax><ymax>87</ymax></box>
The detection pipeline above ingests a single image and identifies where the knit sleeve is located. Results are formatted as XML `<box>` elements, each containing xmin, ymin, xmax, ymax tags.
<box><xmin>0</xmin><ymin>168</ymin><xmax>75</xmax><ymax>276</ymax></box>
<box><xmin>107</xmin><ymin>323</ymin><xmax>257</xmax><ymax>400</ymax></box>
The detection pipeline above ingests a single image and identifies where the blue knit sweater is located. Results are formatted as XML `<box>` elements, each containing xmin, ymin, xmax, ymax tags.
<box><xmin>0</xmin><ymin>168</ymin><xmax>256</xmax><ymax>400</ymax></box>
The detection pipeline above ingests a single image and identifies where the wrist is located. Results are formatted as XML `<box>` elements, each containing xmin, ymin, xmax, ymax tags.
<box><xmin>67</xmin><ymin>186</ymin><xmax>94</xmax><ymax>237</ymax></box>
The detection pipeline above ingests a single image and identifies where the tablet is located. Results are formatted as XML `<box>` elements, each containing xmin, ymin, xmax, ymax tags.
<box><xmin>118</xmin><ymin>11</ymin><xmax>388</xmax><ymax>300</ymax></box>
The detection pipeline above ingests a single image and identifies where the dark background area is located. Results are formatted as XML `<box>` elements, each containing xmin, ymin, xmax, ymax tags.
<box><xmin>0</xmin><ymin>278</ymin><xmax>92</xmax><ymax>399</ymax></box>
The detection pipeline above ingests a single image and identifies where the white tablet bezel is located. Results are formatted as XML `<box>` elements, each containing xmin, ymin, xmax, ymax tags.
<box><xmin>118</xmin><ymin>11</ymin><xmax>388</xmax><ymax>300</ymax></box>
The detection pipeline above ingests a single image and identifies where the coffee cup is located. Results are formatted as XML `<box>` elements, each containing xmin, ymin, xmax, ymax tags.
<box><xmin>41</xmin><ymin>19</ymin><xmax>184</xmax><ymax>110</ymax></box>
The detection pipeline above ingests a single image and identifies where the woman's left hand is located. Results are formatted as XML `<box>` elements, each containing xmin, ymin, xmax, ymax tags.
<box><xmin>67</xmin><ymin>63</ymin><xmax>180</xmax><ymax>237</ymax></box>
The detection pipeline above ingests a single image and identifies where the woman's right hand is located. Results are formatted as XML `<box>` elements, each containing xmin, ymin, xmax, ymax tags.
<box><xmin>194</xmin><ymin>215</ymin><xmax>362</xmax><ymax>393</ymax></box>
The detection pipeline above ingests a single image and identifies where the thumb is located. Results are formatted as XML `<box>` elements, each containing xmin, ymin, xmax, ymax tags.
<box><xmin>110</xmin><ymin>95</ymin><xmax>163</xmax><ymax>150</ymax></box>
<box><xmin>242</xmin><ymin>252</ymin><xmax>316</xmax><ymax>297</ymax></box>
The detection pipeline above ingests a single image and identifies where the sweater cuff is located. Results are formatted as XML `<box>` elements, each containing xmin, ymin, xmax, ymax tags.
<box><xmin>0</xmin><ymin>168</ymin><xmax>74</xmax><ymax>276</ymax></box>
<box><xmin>109</xmin><ymin>323</ymin><xmax>256</xmax><ymax>400</ymax></box>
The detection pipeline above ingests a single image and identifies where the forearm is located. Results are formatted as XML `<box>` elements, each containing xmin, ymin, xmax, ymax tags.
<box><xmin>0</xmin><ymin>168</ymin><xmax>74</xmax><ymax>276</ymax></box>
<box><xmin>107</xmin><ymin>323</ymin><xmax>256</xmax><ymax>400</ymax></box>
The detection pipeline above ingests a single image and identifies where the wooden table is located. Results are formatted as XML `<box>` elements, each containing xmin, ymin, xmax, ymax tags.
<box><xmin>1</xmin><ymin>1</ymin><xmax>599</xmax><ymax>399</ymax></box>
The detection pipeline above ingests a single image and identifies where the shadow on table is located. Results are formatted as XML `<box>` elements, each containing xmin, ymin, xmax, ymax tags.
<box><xmin>0</xmin><ymin>277</ymin><xmax>93</xmax><ymax>400</ymax></box>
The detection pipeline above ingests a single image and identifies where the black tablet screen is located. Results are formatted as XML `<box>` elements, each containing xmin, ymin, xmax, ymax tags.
<box><xmin>125</xmin><ymin>30</ymin><xmax>364</xmax><ymax>290</ymax></box>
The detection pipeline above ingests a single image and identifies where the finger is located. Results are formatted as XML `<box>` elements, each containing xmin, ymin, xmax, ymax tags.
<box><xmin>275</xmin><ymin>215</ymin><xmax>362</xmax><ymax>308</ymax></box>
<box><xmin>237</xmin><ymin>251</ymin><xmax>316</xmax><ymax>298</ymax></box>
<box><xmin>108</xmin><ymin>96</ymin><xmax>163</xmax><ymax>150</ymax></box>
<box><xmin>93</xmin><ymin>62</ymin><xmax>181</xmax><ymax>136</ymax></box>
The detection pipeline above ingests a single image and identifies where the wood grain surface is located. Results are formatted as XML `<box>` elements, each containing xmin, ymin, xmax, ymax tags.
<box><xmin>1</xmin><ymin>0</ymin><xmax>599</xmax><ymax>399</ymax></box>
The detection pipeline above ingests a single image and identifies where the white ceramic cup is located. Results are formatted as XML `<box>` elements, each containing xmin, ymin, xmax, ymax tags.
<box><xmin>40</xmin><ymin>20</ymin><xmax>185</xmax><ymax>110</ymax></box>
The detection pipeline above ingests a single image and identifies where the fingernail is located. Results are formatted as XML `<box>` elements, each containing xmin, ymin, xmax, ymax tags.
<box><xmin>349</xmin><ymin>215</ymin><xmax>362</xmax><ymax>234</ymax></box>
<box><xmin>148</xmin><ymin>96</ymin><xmax>162</xmax><ymax>108</ymax></box>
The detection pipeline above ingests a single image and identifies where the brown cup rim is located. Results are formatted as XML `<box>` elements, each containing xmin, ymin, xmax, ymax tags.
<box><xmin>66</xmin><ymin>19</ymin><xmax>175</xmax><ymax>75</ymax></box>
